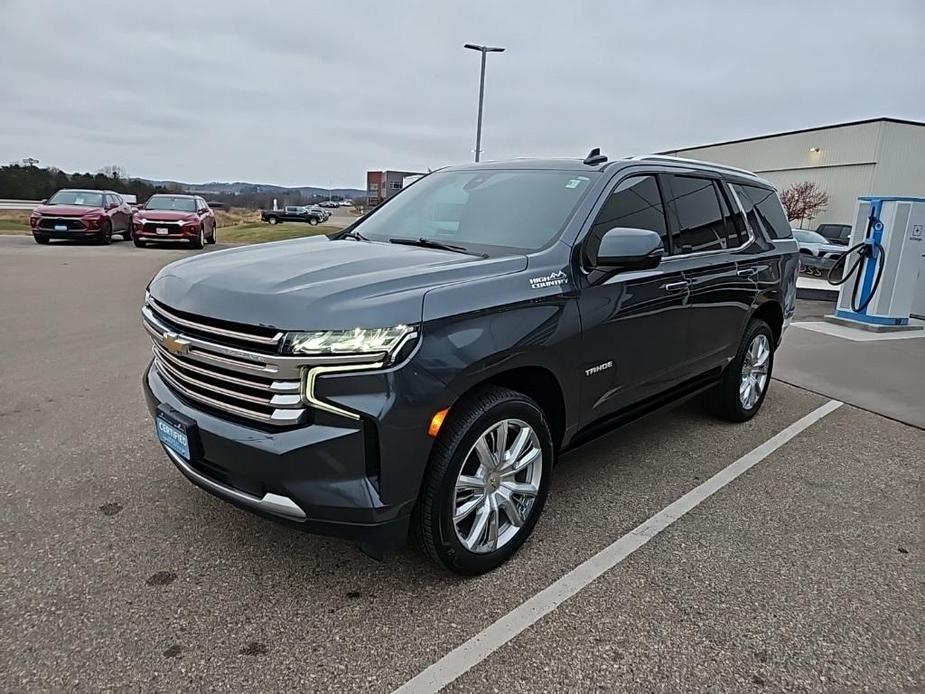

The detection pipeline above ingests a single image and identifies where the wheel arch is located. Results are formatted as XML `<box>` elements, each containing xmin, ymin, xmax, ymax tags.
<box><xmin>445</xmin><ymin>364</ymin><xmax>567</xmax><ymax>453</ymax></box>
<box><xmin>749</xmin><ymin>299</ymin><xmax>784</xmax><ymax>346</ymax></box>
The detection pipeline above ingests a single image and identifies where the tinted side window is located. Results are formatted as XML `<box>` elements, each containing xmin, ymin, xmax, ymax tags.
<box><xmin>731</xmin><ymin>183</ymin><xmax>764</xmax><ymax>239</ymax></box>
<box><xmin>740</xmin><ymin>184</ymin><xmax>792</xmax><ymax>239</ymax></box>
<box><xmin>666</xmin><ymin>175</ymin><xmax>729</xmax><ymax>253</ymax></box>
<box><xmin>715</xmin><ymin>182</ymin><xmax>745</xmax><ymax>247</ymax></box>
<box><xmin>585</xmin><ymin>175</ymin><xmax>668</xmax><ymax>262</ymax></box>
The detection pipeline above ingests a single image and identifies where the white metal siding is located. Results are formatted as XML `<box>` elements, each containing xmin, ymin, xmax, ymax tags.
<box><xmin>869</xmin><ymin>121</ymin><xmax>925</xmax><ymax>196</ymax></box>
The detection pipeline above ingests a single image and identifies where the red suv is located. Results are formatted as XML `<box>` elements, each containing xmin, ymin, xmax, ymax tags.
<box><xmin>133</xmin><ymin>195</ymin><xmax>216</xmax><ymax>249</ymax></box>
<box><xmin>30</xmin><ymin>189</ymin><xmax>132</xmax><ymax>245</ymax></box>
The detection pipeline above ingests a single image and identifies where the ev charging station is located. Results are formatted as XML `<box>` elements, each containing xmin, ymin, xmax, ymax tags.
<box><xmin>828</xmin><ymin>196</ymin><xmax>925</xmax><ymax>330</ymax></box>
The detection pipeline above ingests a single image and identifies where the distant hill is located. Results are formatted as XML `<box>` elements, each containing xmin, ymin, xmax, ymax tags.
<box><xmin>138</xmin><ymin>179</ymin><xmax>365</xmax><ymax>200</ymax></box>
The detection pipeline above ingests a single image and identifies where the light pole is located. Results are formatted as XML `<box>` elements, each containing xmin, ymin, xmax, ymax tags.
<box><xmin>464</xmin><ymin>43</ymin><xmax>505</xmax><ymax>162</ymax></box>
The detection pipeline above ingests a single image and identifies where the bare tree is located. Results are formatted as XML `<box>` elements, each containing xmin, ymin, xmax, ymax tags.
<box><xmin>779</xmin><ymin>181</ymin><xmax>829</xmax><ymax>227</ymax></box>
<box><xmin>99</xmin><ymin>164</ymin><xmax>127</xmax><ymax>180</ymax></box>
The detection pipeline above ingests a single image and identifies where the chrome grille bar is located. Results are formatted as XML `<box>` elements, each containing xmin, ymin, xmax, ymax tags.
<box><xmin>147</xmin><ymin>298</ymin><xmax>283</xmax><ymax>348</ymax></box>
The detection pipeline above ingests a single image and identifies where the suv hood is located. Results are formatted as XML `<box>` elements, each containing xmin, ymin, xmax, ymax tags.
<box><xmin>148</xmin><ymin>236</ymin><xmax>526</xmax><ymax>330</ymax></box>
<box><xmin>34</xmin><ymin>205</ymin><xmax>100</xmax><ymax>217</ymax></box>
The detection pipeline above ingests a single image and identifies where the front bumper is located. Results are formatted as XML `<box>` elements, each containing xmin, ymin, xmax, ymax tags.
<box><xmin>135</xmin><ymin>227</ymin><xmax>199</xmax><ymax>241</ymax></box>
<box><xmin>143</xmin><ymin>363</ymin><xmax>414</xmax><ymax>548</ymax></box>
<box><xmin>33</xmin><ymin>228</ymin><xmax>98</xmax><ymax>238</ymax></box>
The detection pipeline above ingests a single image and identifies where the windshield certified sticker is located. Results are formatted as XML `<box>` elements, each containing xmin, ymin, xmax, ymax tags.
<box><xmin>529</xmin><ymin>270</ymin><xmax>568</xmax><ymax>289</ymax></box>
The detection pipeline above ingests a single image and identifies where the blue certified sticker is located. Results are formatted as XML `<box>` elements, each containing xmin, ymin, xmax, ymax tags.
<box><xmin>156</xmin><ymin>416</ymin><xmax>190</xmax><ymax>460</ymax></box>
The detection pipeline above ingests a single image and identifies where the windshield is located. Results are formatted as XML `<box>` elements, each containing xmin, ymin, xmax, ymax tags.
<box><xmin>47</xmin><ymin>190</ymin><xmax>104</xmax><ymax>207</ymax></box>
<box><xmin>354</xmin><ymin>170</ymin><xmax>596</xmax><ymax>253</ymax></box>
<box><xmin>145</xmin><ymin>196</ymin><xmax>197</xmax><ymax>212</ymax></box>
<box><xmin>793</xmin><ymin>229</ymin><xmax>827</xmax><ymax>244</ymax></box>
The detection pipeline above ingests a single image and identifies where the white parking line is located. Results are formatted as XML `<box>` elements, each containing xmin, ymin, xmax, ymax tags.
<box><xmin>393</xmin><ymin>399</ymin><xmax>844</xmax><ymax>694</ymax></box>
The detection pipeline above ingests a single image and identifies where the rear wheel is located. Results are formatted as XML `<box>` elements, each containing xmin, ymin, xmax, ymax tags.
<box><xmin>207</xmin><ymin>226</ymin><xmax>216</xmax><ymax>244</ymax></box>
<box><xmin>413</xmin><ymin>386</ymin><xmax>553</xmax><ymax>575</ymax></box>
<box><xmin>711</xmin><ymin>319</ymin><xmax>774</xmax><ymax>422</ymax></box>
<box><xmin>308</xmin><ymin>217</ymin><xmax>319</xmax><ymax>226</ymax></box>
<box><xmin>267</xmin><ymin>216</ymin><xmax>278</xmax><ymax>225</ymax></box>
<box><xmin>97</xmin><ymin>220</ymin><xmax>113</xmax><ymax>245</ymax></box>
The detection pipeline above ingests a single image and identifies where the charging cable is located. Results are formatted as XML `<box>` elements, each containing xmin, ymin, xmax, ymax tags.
<box><xmin>827</xmin><ymin>215</ymin><xmax>886</xmax><ymax>313</ymax></box>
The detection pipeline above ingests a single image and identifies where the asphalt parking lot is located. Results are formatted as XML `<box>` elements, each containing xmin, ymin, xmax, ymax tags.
<box><xmin>1</xmin><ymin>236</ymin><xmax>922</xmax><ymax>692</ymax></box>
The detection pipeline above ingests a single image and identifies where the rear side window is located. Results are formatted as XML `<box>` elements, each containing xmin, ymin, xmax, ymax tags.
<box><xmin>665</xmin><ymin>175</ymin><xmax>738</xmax><ymax>253</ymax></box>
<box><xmin>739</xmin><ymin>184</ymin><xmax>792</xmax><ymax>239</ymax></box>
<box><xmin>585</xmin><ymin>175</ymin><xmax>668</xmax><ymax>262</ymax></box>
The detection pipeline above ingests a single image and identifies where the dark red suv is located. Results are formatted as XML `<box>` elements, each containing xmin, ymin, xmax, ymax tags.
<box><xmin>30</xmin><ymin>189</ymin><xmax>133</xmax><ymax>245</ymax></box>
<box><xmin>133</xmin><ymin>194</ymin><xmax>217</xmax><ymax>249</ymax></box>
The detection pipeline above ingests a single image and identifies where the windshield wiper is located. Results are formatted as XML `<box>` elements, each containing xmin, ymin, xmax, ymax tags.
<box><xmin>341</xmin><ymin>229</ymin><xmax>369</xmax><ymax>241</ymax></box>
<box><xmin>389</xmin><ymin>237</ymin><xmax>485</xmax><ymax>257</ymax></box>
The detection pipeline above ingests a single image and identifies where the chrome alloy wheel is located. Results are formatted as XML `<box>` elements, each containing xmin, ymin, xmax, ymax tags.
<box><xmin>452</xmin><ymin>419</ymin><xmax>543</xmax><ymax>554</ymax></box>
<box><xmin>740</xmin><ymin>333</ymin><xmax>771</xmax><ymax>409</ymax></box>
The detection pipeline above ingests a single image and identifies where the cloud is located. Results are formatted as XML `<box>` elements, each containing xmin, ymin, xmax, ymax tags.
<box><xmin>1</xmin><ymin>0</ymin><xmax>922</xmax><ymax>187</ymax></box>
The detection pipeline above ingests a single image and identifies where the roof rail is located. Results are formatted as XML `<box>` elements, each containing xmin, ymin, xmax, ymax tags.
<box><xmin>627</xmin><ymin>154</ymin><xmax>762</xmax><ymax>180</ymax></box>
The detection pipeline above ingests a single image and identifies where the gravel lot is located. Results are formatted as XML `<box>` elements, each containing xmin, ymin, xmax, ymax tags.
<box><xmin>0</xmin><ymin>236</ymin><xmax>921</xmax><ymax>692</ymax></box>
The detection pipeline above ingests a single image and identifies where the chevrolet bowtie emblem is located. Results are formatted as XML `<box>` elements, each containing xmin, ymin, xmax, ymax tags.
<box><xmin>162</xmin><ymin>332</ymin><xmax>190</xmax><ymax>355</ymax></box>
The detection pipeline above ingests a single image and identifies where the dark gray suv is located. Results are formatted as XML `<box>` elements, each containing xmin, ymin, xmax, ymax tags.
<box><xmin>142</xmin><ymin>152</ymin><xmax>798</xmax><ymax>574</ymax></box>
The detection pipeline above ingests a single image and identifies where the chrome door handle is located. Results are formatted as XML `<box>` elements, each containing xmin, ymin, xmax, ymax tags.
<box><xmin>737</xmin><ymin>267</ymin><xmax>758</xmax><ymax>278</ymax></box>
<box><xmin>664</xmin><ymin>280</ymin><xmax>689</xmax><ymax>292</ymax></box>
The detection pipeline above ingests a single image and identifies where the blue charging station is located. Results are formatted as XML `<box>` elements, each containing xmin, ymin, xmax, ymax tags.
<box><xmin>827</xmin><ymin>196</ymin><xmax>925</xmax><ymax>331</ymax></box>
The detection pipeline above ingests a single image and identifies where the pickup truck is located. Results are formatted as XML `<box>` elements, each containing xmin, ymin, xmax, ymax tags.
<box><xmin>260</xmin><ymin>206</ymin><xmax>325</xmax><ymax>225</ymax></box>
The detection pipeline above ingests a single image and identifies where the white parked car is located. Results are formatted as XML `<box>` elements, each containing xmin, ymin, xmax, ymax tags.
<box><xmin>793</xmin><ymin>228</ymin><xmax>845</xmax><ymax>276</ymax></box>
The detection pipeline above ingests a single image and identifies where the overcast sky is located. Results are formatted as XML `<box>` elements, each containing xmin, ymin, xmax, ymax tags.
<box><xmin>1</xmin><ymin>0</ymin><xmax>923</xmax><ymax>188</ymax></box>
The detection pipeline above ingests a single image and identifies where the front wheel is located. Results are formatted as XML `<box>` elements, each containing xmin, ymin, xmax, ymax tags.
<box><xmin>711</xmin><ymin>318</ymin><xmax>774</xmax><ymax>422</ymax></box>
<box><xmin>413</xmin><ymin>386</ymin><xmax>553</xmax><ymax>575</ymax></box>
<box><xmin>33</xmin><ymin>234</ymin><xmax>50</xmax><ymax>245</ymax></box>
<box><xmin>190</xmin><ymin>225</ymin><xmax>204</xmax><ymax>250</ymax></box>
<box><xmin>97</xmin><ymin>220</ymin><xmax>113</xmax><ymax>245</ymax></box>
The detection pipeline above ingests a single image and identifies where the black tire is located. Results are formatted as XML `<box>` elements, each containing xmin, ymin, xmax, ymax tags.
<box><xmin>412</xmin><ymin>386</ymin><xmax>554</xmax><ymax>575</ymax></box>
<box><xmin>207</xmin><ymin>226</ymin><xmax>216</xmax><ymax>244</ymax></box>
<box><xmin>711</xmin><ymin>318</ymin><xmax>775</xmax><ymax>422</ymax></box>
<box><xmin>33</xmin><ymin>234</ymin><xmax>50</xmax><ymax>245</ymax></box>
<box><xmin>97</xmin><ymin>220</ymin><xmax>113</xmax><ymax>245</ymax></box>
<box><xmin>133</xmin><ymin>237</ymin><xmax>146</xmax><ymax>248</ymax></box>
<box><xmin>308</xmin><ymin>217</ymin><xmax>319</xmax><ymax>226</ymax></box>
<box><xmin>189</xmin><ymin>225</ymin><xmax>205</xmax><ymax>250</ymax></box>
<box><xmin>267</xmin><ymin>216</ymin><xmax>278</xmax><ymax>225</ymax></box>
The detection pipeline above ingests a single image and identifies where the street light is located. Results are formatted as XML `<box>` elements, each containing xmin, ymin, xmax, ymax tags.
<box><xmin>464</xmin><ymin>43</ymin><xmax>505</xmax><ymax>162</ymax></box>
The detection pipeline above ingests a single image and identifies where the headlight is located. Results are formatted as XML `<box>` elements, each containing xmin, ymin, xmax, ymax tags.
<box><xmin>286</xmin><ymin>325</ymin><xmax>416</xmax><ymax>357</ymax></box>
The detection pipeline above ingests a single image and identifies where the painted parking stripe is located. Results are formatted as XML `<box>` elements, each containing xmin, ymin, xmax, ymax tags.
<box><xmin>394</xmin><ymin>399</ymin><xmax>844</xmax><ymax>694</ymax></box>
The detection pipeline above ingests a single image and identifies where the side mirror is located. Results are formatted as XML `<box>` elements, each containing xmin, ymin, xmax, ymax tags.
<box><xmin>589</xmin><ymin>227</ymin><xmax>664</xmax><ymax>272</ymax></box>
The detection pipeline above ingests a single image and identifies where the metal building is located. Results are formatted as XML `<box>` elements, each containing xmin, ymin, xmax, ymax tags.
<box><xmin>366</xmin><ymin>170</ymin><xmax>425</xmax><ymax>207</ymax></box>
<box><xmin>660</xmin><ymin>117</ymin><xmax>925</xmax><ymax>227</ymax></box>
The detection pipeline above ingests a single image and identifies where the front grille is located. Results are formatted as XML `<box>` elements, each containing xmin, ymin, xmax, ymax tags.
<box><xmin>143</xmin><ymin>299</ymin><xmax>306</xmax><ymax>426</ymax></box>
<box><xmin>143</xmin><ymin>297</ymin><xmax>387</xmax><ymax>426</ymax></box>
<box><xmin>143</xmin><ymin>222</ymin><xmax>184</xmax><ymax>234</ymax></box>
<box><xmin>38</xmin><ymin>217</ymin><xmax>84</xmax><ymax>230</ymax></box>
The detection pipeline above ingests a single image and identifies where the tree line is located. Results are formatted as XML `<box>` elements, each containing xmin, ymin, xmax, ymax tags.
<box><xmin>0</xmin><ymin>163</ymin><xmax>171</xmax><ymax>201</ymax></box>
